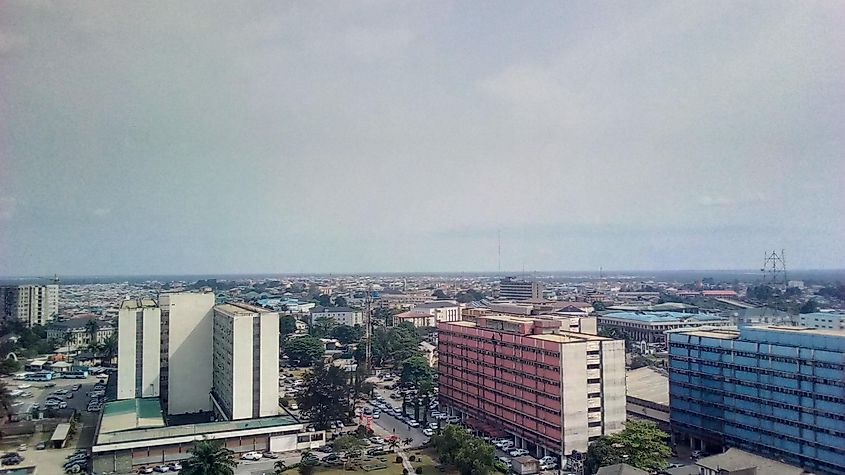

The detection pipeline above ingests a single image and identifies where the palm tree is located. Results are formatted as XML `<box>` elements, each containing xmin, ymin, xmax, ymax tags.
<box><xmin>387</xmin><ymin>436</ymin><xmax>400</xmax><ymax>452</ymax></box>
<box><xmin>181</xmin><ymin>439</ymin><xmax>237</xmax><ymax>475</ymax></box>
<box><xmin>0</xmin><ymin>382</ymin><xmax>13</xmax><ymax>421</ymax></box>
<box><xmin>84</xmin><ymin>319</ymin><xmax>100</xmax><ymax>346</ymax></box>
<box><xmin>99</xmin><ymin>334</ymin><xmax>118</xmax><ymax>365</ymax></box>
<box><xmin>274</xmin><ymin>460</ymin><xmax>288</xmax><ymax>474</ymax></box>
<box><xmin>402</xmin><ymin>437</ymin><xmax>414</xmax><ymax>447</ymax></box>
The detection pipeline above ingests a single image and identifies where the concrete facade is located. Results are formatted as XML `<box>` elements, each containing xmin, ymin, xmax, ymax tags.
<box><xmin>499</xmin><ymin>278</ymin><xmax>543</xmax><ymax>300</ymax></box>
<box><xmin>211</xmin><ymin>303</ymin><xmax>280</xmax><ymax>420</ymax></box>
<box><xmin>796</xmin><ymin>312</ymin><xmax>845</xmax><ymax>331</ymax></box>
<box><xmin>159</xmin><ymin>292</ymin><xmax>215</xmax><ymax>415</ymax></box>
<box><xmin>1</xmin><ymin>284</ymin><xmax>59</xmax><ymax>327</ymax></box>
<box><xmin>117</xmin><ymin>299</ymin><xmax>161</xmax><ymax>400</ymax></box>
<box><xmin>437</xmin><ymin>315</ymin><xmax>626</xmax><ymax>458</ymax></box>
<box><xmin>309</xmin><ymin>306</ymin><xmax>363</xmax><ymax>326</ymax></box>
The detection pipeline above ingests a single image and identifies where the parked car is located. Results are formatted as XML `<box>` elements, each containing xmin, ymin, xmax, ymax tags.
<box><xmin>137</xmin><ymin>467</ymin><xmax>154</xmax><ymax>474</ymax></box>
<box><xmin>35</xmin><ymin>442</ymin><xmax>46</xmax><ymax>450</ymax></box>
<box><xmin>315</xmin><ymin>445</ymin><xmax>333</xmax><ymax>453</ymax></box>
<box><xmin>509</xmin><ymin>449</ymin><xmax>529</xmax><ymax>457</ymax></box>
<box><xmin>167</xmin><ymin>462</ymin><xmax>182</xmax><ymax>471</ymax></box>
<box><xmin>422</xmin><ymin>428</ymin><xmax>434</xmax><ymax>436</ymax></box>
<box><xmin>540</xmin><ymin>462</ymin><xmax>558</xmax><ymax>470</ymax></box>
<box><xmin>241</xmin><ymin>451</ymin><xmax>262</xmax><ymax>461</ymax></box>
<box><xmin>71</xmin><ymin>384</ymin><xmax>81</xmax><ymax>391</ymax></box>
<box><xmin>16</xmin><ymin>444</ymin><xmax>26</xmax><ymax>452</ymax></box>
<box><xmin>153</xmin><ymin>465</ymin><xmax>171</xmax><ymax>472</ymax></box>
<box><xmin>261</xmin><ymin>451</ymin><xmax>278</xmax><ymax>459</ymax></box>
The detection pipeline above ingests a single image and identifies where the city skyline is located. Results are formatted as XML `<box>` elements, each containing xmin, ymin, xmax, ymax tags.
<box><xmin>2</xmin><ymin>1</ymin><xmax>844</xmax><ymax>275</ymax></box>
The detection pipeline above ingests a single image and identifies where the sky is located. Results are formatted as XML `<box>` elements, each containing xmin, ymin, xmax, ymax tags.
<box><xmin>1</xmin><ymin>1</ymin><xmax>843</xmax><ymax>276</ymax></box>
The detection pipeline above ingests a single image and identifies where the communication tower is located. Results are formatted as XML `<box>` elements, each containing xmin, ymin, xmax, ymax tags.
<box><xmin>761</xmin><ymin>249</ymin><xmax>787</xmax><ymax>286</ymax></box>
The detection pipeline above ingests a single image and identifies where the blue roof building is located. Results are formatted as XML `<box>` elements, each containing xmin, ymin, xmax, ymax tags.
<box><xmin>597</xmin><ymin>311</ymin><xmax>731</xmax><ymax>343</ymax></box>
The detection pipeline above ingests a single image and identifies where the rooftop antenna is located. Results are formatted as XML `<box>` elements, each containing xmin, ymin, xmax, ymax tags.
<box><xmin>761</xmin><ymin>249</ymin><xmax>787</xmax><ymax>286</ymax></box>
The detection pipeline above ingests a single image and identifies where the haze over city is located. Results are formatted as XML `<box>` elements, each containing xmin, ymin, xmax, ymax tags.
<box><xmin>2</xmin><ymin>1</ymin><xmax>844</xmax><ymax>276</ymax></box>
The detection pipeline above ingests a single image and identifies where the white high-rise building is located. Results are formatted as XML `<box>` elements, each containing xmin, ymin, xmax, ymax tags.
<box><xmin>0</xmin><ymin>284</ymin><xmax>59</xmax><ymax>327</ymax></box>
<box><xmin>159</xmin><ymin>292</ymin><xmax>216</xmax><ymax>415</ymax></box>
<box><xmin>117</xmin><ymin>291</ymin><xmax>217</xmax><ymax>414</ymax></box>
<box><xmin>117</xmin><ymin>298</ymin><xmax>162</xmax><ymax>399</ymax></box>
<box><xmin>211</xmin><ymin>303</ymin><xmax>280</xmax><ymax>420</ymax></box>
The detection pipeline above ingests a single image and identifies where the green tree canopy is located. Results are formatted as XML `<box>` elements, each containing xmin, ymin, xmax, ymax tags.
<box><xmin>431</xmin><ymin>425</ymin><xmax>495</xmax><ymax>475</ymax></box>
<box><xmin>331</xmin><ymin>324</ymin><xmax>364</xmax><ymax>344</ymax></box>
<box><xmin>296</xmin><ymin>362</ymin><xmax>352</xmax><ymax>429</ymax></box>
<box><xmin>181</xmin><ymin>439</ymin><xmax>237</xmax><ymax>475</ymax></box>
<box><xmin>311</xmin><ymin>315</ymin><xmax>337</xmax><ymax>338</ymax></box>
<box><xmin>285</xmin><ymin>336</ymin><xmax>325</xmax><ymax>367</ymax></box>
<box><xmin>800</xmin><ymin>299</ymin><xmax>819</xmax><ymax>314</ymax></box>
<box><xmin>584</xmin><ymin>420</ymin><xmax>671</xmax><ymax>474</ymax></box>
<box><xmin>280</xmin><ymin>315</ymin><xmax>298</xmax><ymax>338</ymax></box>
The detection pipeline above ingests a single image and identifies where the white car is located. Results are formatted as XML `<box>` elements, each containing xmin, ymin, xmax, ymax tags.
<box><xmin>241</xmin><ymin>451</ymin><xmax>262</xmax><ymax>461</ymax></box>
<box><xmin>408</xmin><ymin>420</ymin><xmax>420</xmax><ymax>427</ymax></box>
<box><xmin>422</xmin><ymin>428</ymin><xmax>434</xmax><ymax>436</ymax></box>
<box><xmin>509</xmin><ymin>449</ymin><xmax>529</xmax><ymax>457</ymax></box>
<box><xmin>540</xmin><ymin>462</ymin><xmax>558</xmax><ymax>470</ymax></box>
<box><xmin>539</xmin><ymin>456</ymin><xmax>557</xmax><ymax>465</ymax></box>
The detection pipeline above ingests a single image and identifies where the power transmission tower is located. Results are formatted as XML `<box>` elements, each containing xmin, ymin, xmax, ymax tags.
<box><xmin>761</xmin><ymin>249</ymin><xmax>787</xmax><ymax>286</ymax></box>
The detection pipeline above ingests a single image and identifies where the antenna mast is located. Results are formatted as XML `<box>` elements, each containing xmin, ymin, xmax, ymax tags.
<box><xmin>761</xmin><ymin>249</ymin><xmax>787</xmax><ymax>286</ymax></box>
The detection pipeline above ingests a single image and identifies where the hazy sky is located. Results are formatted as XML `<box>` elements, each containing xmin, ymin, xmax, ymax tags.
<box><xmin>1</xmin><ymin>1</ymin><xmax>843</xmax><ymax>276</ymax></box>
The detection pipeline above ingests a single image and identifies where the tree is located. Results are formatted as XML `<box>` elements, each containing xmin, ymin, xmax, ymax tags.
<box><xmin>0</xmin><ymin>382</ymin><xmax>13</xmax><ymax>421</ymax></box>
<box><xmin>299</xmin><ymin>450</ymin><xmax>319</xmax><ymax>475</ymax></box>
<box><xmin>584</xmin><ymin>420</ymin><xmax>671</xmax><ymax>474</ymax></box>
<box><xmin>333</xmin><ymin>296</ymin><xmax>348</xmax><ymax>308</ymax></box>
<box><xmin>331</xmin><ymin>324</ymin><xmax>364</xmax><ymax>345</ymax></box>
<box><xmin>431</xmin><ymin>425</ymin><xmax>495</xmax><ymax>475</ymax></box>
<box><xmin>387</xmin><ymin>435</ymin><xmax>401</xmax><ymax>452</ymax></box>
<box><xmin>285</xmin><ymin>336</ymin><xmax>325</xmax><ymax>367</ymax></box>
<box><xmin>296</xmin><ymin>362</ymin><xmax>352</xmax><ymax>429</ymax></box>
<box><xmin>84</xmin><ymin>319</ymin><xmax>100</xmax><ymax>345</ymax></box>
<box><xmin>401</xmin><ymin>355</ymin><xmax>433</xmax><ymax>421</ymax></box>
<box><xmin>314</xmin><ymin>294</ymin><xmax>332</xmax><ymax>307</ymax></box>
<box><xmin>432</xmin><ymin>289</ymin><xmax>447</xmax><ymax>299</ymax></box>
<box><xmin>280</xmin><ymin>315</ymin><xmax>298</xmax><ymax>339</ymax></box>
<box><xmin>0</xmin><ymin>358</ymin><xmax>22</xmax><ymax>376</ymax></box>
<box><xmin>333</xmin><ymin>434</ymin><xmax>367</xmax><ymax>470</ymax></box>
<box><xmin>311</xmin><ymin>315</ymin><xmax>337</xmax><ymax>338</ymax></box>
<box><xmin>181</xmin><ymin>439</ymin><xmax>237</xmax><ymax>475</ymax></box>
<box><xmin>592</xmin><ymin>301</ymin><xmax>606</xmax><ymax>311</ymax></box>
<box><xmin>99</xmin><ymin>334</ymin><xmax>118</xmax><ymax>364</ymax></box>
<box><xmin>800</xmin><ymin>299</ymin><xmax>819</xmax><ymax>314</ymax></box>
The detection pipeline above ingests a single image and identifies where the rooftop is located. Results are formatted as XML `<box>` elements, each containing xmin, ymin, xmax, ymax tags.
<box><xmin>595</xmin><ymin>463</ymin><xmax>649</xmax><ymax>475</ymax></box>
<box><xmin>311</xmin><ymin>306</ymin><xmax>359</xmax><ymax>313</ymax></box>
<box><xmin>601</xmin><ymin>311</ymin><xmax>726</xmax><ymax>323</ymax></box>
<box><xmin>214</xmin><ymin>302</ymin><xmax>273</xmax><ymax>316</ymax></box>
<box><xmin>626</xmin><ymin>366</ymin><xmax>669</xmax><ymax>405</ymax></box>
<box><xmin>695</xmin><ymin>448</ymin><xmax>805</xmax><ymax>475</ymax></box>
<box><xmin>99</xmin><ymin>398</ymin><xmax>165</xmax><ymax>434</ymax></box>
<box><xmin>120</xmin><ymin>298</ymin><xmax>157</xmax><ymax>310</ymax></box>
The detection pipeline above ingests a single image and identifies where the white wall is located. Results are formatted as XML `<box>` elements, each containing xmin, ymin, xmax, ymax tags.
<box><xmin>141</xmin><ymin>308</ymin><xmax>162</xmax><ymax>398</ymax></box>
<box><xmin>116</xmin><ymin>307</ymin><xmax>137</xmax><ymax>400</ymax></box>
<box><xmin>600</xmin><ymin>339</ymin><xmax>627</xmax><ymax>435</ymax></box>
<box><xmin>161</xmin><ymin>292</ymin><xmax>215</xmax><ymax>415</ymax></box>
<box><xmin>231</xmin><ymin>316</ymin><xmax>254</xmax><ymax>420</ymax></box>
<box><xmin>560</xmin><ymin>343</ymin><xmax>588</xmax><ymax>453</ymax></box>
<box><xmin>259</xmin><ymin>312</ymin><xmax>280</xmax><ymax>417</ymax></box>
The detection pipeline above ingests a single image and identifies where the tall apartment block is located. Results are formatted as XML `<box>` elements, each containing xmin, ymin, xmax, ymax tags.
<box><xmin>437</xmin><ymin>315</ymin><xmax>626</xmax><ymax>461</ymax></box>
<box><xmin>668</xmin><ymin>326</ymin><xmax>845</xmax><ymax>475</ymax></box>
<box><xmin>117</xmin><ymin>298</ymin><xmax>162</xmax><ymax>399</ymax></box>
<box><xmin>1</xmin><ymin>284</ymin><xmax>59</xmax><ymax>327</ymax></box>
<box><xmin>211</xmin><ymin>303</ymin><xmax>280</xmax><ymax>421</ymax></box>
<box><xmin>499</xmin><ymin>278</ymin><xmax>543</xmax><ymax>301</ymax></box>
<box><xmin>117</xmin><ymin>291</ymin><xmax>218</xmax><ymax>415</ymax></box>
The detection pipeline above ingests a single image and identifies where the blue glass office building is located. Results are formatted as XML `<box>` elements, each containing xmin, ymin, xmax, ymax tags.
<box><xmin>668</xmin><ymin>326</ymin><xmax>845</xmax><ymax>475</ymax></box>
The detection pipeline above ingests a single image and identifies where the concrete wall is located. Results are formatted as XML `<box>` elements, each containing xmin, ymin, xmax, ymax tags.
<box><xmin>116</xmin><ymin>308</ymin><xmax>137</xmax><ymax>400</ymax></box>
<box><xmin>560</xmin><ymin>342</ymin><xmax>588</xmax><ymax>453</ymax></box>
<box><xmin>141</xmin><ymin>309</ymin><xmax>161</xmax><ymax>398</ymax></box>
<box><xmin>231</xmin><ymin>315</ymin><xmax>254</xmax><ymax>420</ymax></box>
<box><xmin>600</xmin><ymin>339</ymin><xmax>627</xmax><ymax>435</ymax></box>
<box><xmin>161</xmin><ymin>292</ymin><xmax>215</xmax><ymax>415</ymax></box>
<box><xmin>259</xmin><ymin>312</ymin><xmax>280</xmax><ymax>417</ymax></box>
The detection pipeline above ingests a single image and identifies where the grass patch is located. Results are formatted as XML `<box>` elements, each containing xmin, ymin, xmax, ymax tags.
<box><xmin>313</xmin><ymin>449</ymin><xmax>455</xmax><ymax>475</ymax></box>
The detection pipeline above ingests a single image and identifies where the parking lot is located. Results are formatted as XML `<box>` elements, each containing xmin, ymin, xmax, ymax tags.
<box><xmin>1</xmin><ymin>373</ymin><xmax>106</xmax><ymax>473</ymax></box>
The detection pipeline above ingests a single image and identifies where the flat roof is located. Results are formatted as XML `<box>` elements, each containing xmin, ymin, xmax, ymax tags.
<box><xmin>759</xmin><ymin>325</ymin><xmax>845</xmax><ymax>337</ymax></box>
<box><xmin>443</xmin><ymin>319</ymin><xmax>611</xmax><ymax>343</ymax></box>
<box><xmin>100</xmin><ymin>398</ymin><xmax>165</xmax><ymax>434</ymax></box>
<box><xmin>96</xmin><ymin>414</ymin><xmax>300</xmax><ymax>446</ymax></box>
<box><xmin>601</xmin><ymin>311</ymin><xmax>727</xmax><ymax>323</ymax></box>
<box><xmin>51</xmin><ymin>423</ymin><xmax>71</xmax><ymax>441</ymax></box>
<box><xmin>120</xmin><ymin>298</ymin><xmax>157</xmax><ymax>309</ymax></box>
<box><xmin>626</xmin><ymin>367</ymin><xmax>669</xmax><ymax>405</ymax></box>
<box><xmin>696</xmin><ymin>448</ymin><xmax>804</xmax><ymax>474</ymax></box>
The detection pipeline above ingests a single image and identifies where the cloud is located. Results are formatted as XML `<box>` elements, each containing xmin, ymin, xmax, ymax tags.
<box><xmin>0</xmin><ymin>197</ymin><xmax>17</xmax><ymax>220</ymax></box>
<box><xmin>92</xmin><ymin>208</ymin><xmax>111</xmax><ymax>217</ymax></box>
<box><xmin>345</xmin><ymin>27</ymin><xmax>415</xmax><ymax>61</ymax></box>
<box><xmin>0</xmin><ymin>31</ymin><xmax>27</xmax><ymax>56</ymax></box>
<box><xmin>697</xmin><ymin>193</ymin><xmax>770</xmax><ymax>208</ymax></box>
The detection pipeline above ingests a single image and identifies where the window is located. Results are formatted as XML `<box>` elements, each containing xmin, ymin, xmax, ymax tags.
<box><xmin>588</xmin><ymin>407</ymin><xmax>601</xmax><ymax>413</ymax></box>
<box><xmin>587</xmin><ymin>378</ymin><xmax>601</xmax><ymax>384</ymax></box>
<box><xmin>297</xmin><ymin>435</ymin><xmax>310</xmax><ymax>443</ymax></box>
<box><xmin>588</xmin><ymin>421</ymin><xmax>602</xmax><ymax>427</ymax></box>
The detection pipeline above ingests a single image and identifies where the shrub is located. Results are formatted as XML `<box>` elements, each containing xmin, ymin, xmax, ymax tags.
<box><xmin>409</xmin><ymin>455</ymin><xmax>416</xmax><ymax>462</ymax></box>
<box><xmin>403</xmin><ymin>469</ymin><xmax>409</xmax><ymax>475</ymax></box>
<box><xmin>396</xmin><ymin>456</ymin><xmax>403</xmax><ymax>463</ymax></box>
<box><xmin>415</xmin><ymin>468</ymin><xmax>423</xmax><ymax>474</ymax></box>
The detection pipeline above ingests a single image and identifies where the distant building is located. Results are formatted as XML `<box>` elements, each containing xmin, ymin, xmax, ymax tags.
<box><xmin>413</xmin><ymin>301</ymin><xmax>461</xmax><ymax>323</ymax></box>
<box><xmin>117</xmin><ymin>298</ymin><xmax>162</xmax><ymax>400</ymax></box>
<box><xmin>796</xmin><ymin>312</ymin><xmax>845</xmax><ymax>331</ymax></box>
<box><xmin>438</xmin><ymin>315</ymin><xmax>626</xmax><ymax>462</ymax></box>
<box><xmin>309</xmin><ymin>306</ymin><xmax>363</xmax><ymax>326</ymax></box>
<box><xmin>695</xmin><ymin>448</ymin><xmax>807</xmax><ymax>475</ymax></box>
<box><xmin>1</xmin><ymin>284</ymin><xmax>59</xmax><ymax>327</ymax></box>
<box><xmin>668</xmin><ymin>325</ymin><xmax>845</xmax><ymax>475</ymax></box>
<box><xmin>499</xmin><ymin>278</ymin><xmax>543</xmax><ymax>301</ymax></box>
<box><xmin>393</xmin><ymin>310</ymin><xmax>435</xmax><ymax>328</ymax></box>
<box><xmin>419</xmin><ymin>341</ymin><xmax>436</xmax><ymax>367</ymax></box>
<box><xmin>595</xmin><ymin>464</ymin><xmax>648</xmax><ymax>475</ymax></box>
<box><xmin>211</xmin><ymin>303</ymin><xmax>279</xmax><ymax>420</ymax></box>
<box><xmin>597</xmin><ymin>312</ymin><xmax>730</xmax><ymax>344</ymax></box>
<box><xmin>46</xmin><ymin>316</ymin><xmax>115</xmax><ymax>350</ymax></box>
<box><xmin>723</xmin><ymin>306</ymin><xmax>791</xmax><ymax>326</ymax></box>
